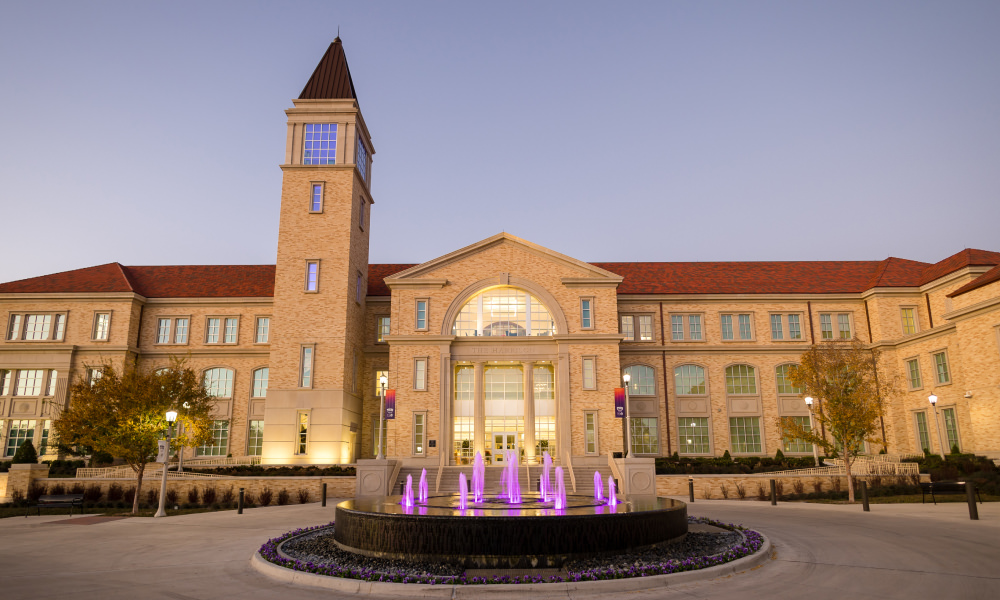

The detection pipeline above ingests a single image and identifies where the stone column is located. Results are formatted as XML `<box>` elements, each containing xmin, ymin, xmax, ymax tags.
<box><xmin>473</xmin><ymin>362</ymin><xmax>485</xmax><ymax>459</ymax></box>
<box><xmin>439</xmin><ymin>351</ymin><xmax>452</xmax><ymax>467</ymax></box>
<box><xmin>522</xmin><ymin>361</ymin><xmax>536</xmax><ymax>463</ymax></box>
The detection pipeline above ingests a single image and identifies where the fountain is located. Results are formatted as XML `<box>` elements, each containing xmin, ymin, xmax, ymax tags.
<box><xmin>334</xmin><ymin>450</ymin><xmax>686</xmax><ymax>568</ymax></box>
<box><xmin>458</xmin><ymin>473</ymin><xmax>468</xmax><ymax>510</ymax></box>
<box><xmin>418</xmin><ymin>468</ymin><xmax>428</xmax><ymax>503</ymax></box>
<box><xmin>540</xmin><ymin>452</ymin><xmax>552</xmax><ymax>501</ymax></box>
<box><xmin>594</xmin><ymin>471</ymin><xmax>604</xmax><ymax>502</ymax></box>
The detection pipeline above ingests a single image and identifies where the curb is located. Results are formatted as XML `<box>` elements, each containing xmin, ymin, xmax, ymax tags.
<box><xmin>249</xmin><ymin>531</ymin><xmax>773</xmax><ymax>597</ymax></box>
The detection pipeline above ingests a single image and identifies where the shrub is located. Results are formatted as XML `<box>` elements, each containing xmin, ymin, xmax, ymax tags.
<box><xmin>84</xmin><ymin>485</ymin><xmax>102</xmax><ymax>503</ymax></box>
<box><xmin>298</xmin><ymin>489</ymin><xmax>310</xmax><ymax>504</ymax></box>
<box><xmin>775</xmin><ymin>480</ymin><xmax>784</xmax><ymax>498</ymax></box>
<box><xmin>792</xmin><ymin>479</ymin><xmax>805</xmax><ymax>495</ymax></box>
<box><xmin>12</xmin><ymin>440</ymin><xmax>38</xmax><ymax>464</ymax></box>
<box><xmin>812</xmin><ymin>480</ymin><xmax>823</xmax><ymax>494</ymax></box>
<box><xmin>756</xmin><ymin>483</ymin><xmax>767</xmax><ymax>501</ymax></box>
<box><xmin>734</xmin><ymin>482</ymin><xmax>746</xmax><ymax>500</ymax></box>
<box><xmin>11</xmin><ymin>489</ymin><xmax>25</xmax><ymax>504</ymax></box>
<box><xmin>722</xmin><ymin>450</ymin><xmax>732</xmax><ymax>460</ymax></box>
<box><xmin>243</xmin><ymin>490</ymin><xmax>257</xmax><ymax>507</ymax></box>
<box><xmin>701</xmin><ymin>485</ymin><xmax>712</xmax><ymax>500</ymax></box>
<box><xmin>719</xmin><ymin>484</ymin><xmax>729</xmax><ymax>499</ymax></box>
<box><xmin>187</xmin><ymin>487</ymin><xmax>200</xmax><ymax>505</ymax></box>
<box><xmin>45</xmin><ymin>459</ymin><xmax>87</xmax><ymax>477</ymax></box>
<box><xmin>146</xmin><ymin>489</ymin><xmax>158</xmax><ymax>507</ymax></box>
<box><xmin>833</xmin><ymin>478</ymin><xmax>842</xmax><ymax>493</ymax></box>
<box><xmin>108</xmin><ymin>483</ymin><xmax>124</xmax><ymax>501</ymax></box>
<box><xmin>202</xmin><ymin>487</ymin><xmax>217</xmax><ymax>505</ymax></box>
<box><xmin>166</xmin><ymin>489</ymin><xmax>178</xmax><ymax>505</ymax></box>
<box><xmin>774</xmin><ymin>449</ymin><xmax>786</xmax><ymax>461</ymax></box>
<box><xmin>69</xmin><ymin>483</ymin><xmax>84</xmax><ymax>494</ymax></box>
<box><xmin>951</xmin><ymin>444</ymin><xmax>961</xmax><ymax>455</ymax></box>
<box><xmin>221</xmin><ymin>486</ymin><xmax>234</xmax><ymax>505</ymax></box>
<box><xmin>50</xmin><ymin>483</ymin><xmax>66</xmax><ymax>495</ymax></box>
<box><xmin>28</xmin><ymin>482</ymin><xmax>47</xmax><ymax>502</ymax></box>
<box><xmin>259</xmin><ymin>487</ymin><xmax>273</xmax><ymax>506</ymax></box>
<box><xmin>123</xmin><ymin>487</ymin><xmax>136</xmax><ymax>504</ymax></box>
<box><xmin>277</xmin><ymin>489</ymin><xmax>290</xmax><ymax>505</ymax></box>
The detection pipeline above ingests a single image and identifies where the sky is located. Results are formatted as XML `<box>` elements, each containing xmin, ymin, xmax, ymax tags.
<box><xmin>1</xmin><ymin>1</ymin><xmax>999</xmax><ymax>284</ymax></box>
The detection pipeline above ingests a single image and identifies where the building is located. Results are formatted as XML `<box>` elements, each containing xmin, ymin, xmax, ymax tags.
<box><xmin>3</xmin><ymin>39</ymin><xmax>1000</xmax><ymax>471</ymax></box>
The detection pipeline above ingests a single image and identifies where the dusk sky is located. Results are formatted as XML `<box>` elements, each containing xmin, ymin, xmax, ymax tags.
<box><xmin>2</xmin><ymin>2</ymin><xmax>998</xmax><ymax>284</ymax></box>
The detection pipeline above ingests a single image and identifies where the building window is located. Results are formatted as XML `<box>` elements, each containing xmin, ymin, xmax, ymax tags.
<box><xmin>356</xmin><ymin>133</ymin><xmax>370</xmax><ymax>183</ymax></box>
<box><xmin>820</xmin><ymin>313</ymin><xmax>853</xmax><ymax>340</ymax></box>
<box><xmin>775</xmin><ymin>364</ymin><xmax>803</xmax><ymax>395</ymax></box>
<box><xmin>157</xmin><ymin>318</ymin><xmax>172</xmax><ymax>344</ymax></box>
<box><xmin>247</xmin><ymin>420</ymin><xmax>264</xmax><ymax>456</ymax></box>
<box><xmin>303</xmin><ymin>123</ymin><xmax>337</xmax><ymax>165</ymax></box>
<box><xmin>725</xmin><ymin>364</ymin><xmax>757</xmax><ymax>395</ymax></box>
<box><xmin>624</xmin><ymin>364</ymin><xmax>655</xmax><ymax>396</ymax></box>
<box><xmin>620</xmin><ymin>314</ymin><xmax>653</xmax><ymax>341</ymax></box>
<box><xmin>300</xmin><ymin>346</ymin><xmax>314</xmax><ymax>388</ymax></box>
<box><xmin>582</xmin><ymin>357</ymin><xmax>596</xmax><ymax>390</ymax></box>
<box><xmin>782</xmin><ymin>416</ymin><xmax>813</xmax><ymax>453</ymax></box>
<box><xmin>452</xmin><ymin>287</ymin><xmax>555</xmax><ymax>337</ymax></box>
<box><xmin>352</xmin><ymin>354</ymin><xmax>358</xmax><ymax>393</ymax></box>
<box><xmin>413</xmin><ymin>412</ymin><xmax>426</xmax><ymax>456</ymax></box>
<box><xmin>906</xmin><ymin>358</ymin><xmax>922</xmax><ymax>390</ymax></box>
<box><xmin>297</xmin><ymin>411</ymin><xmax>310</xmax><ymax>454</ymax></box>
<box><xmin>358</xmin><ymin>197</ymin><xmax>366</xmax><ymax>230</ymax></box>
<box><xmin>580</xmin><ymin>298</ymin><xmax>593</xmax><ymax>329</ymax></box>
<box><xmin>197</xmin><ymin>420</ymin><xmax>229</xmax><ymax>456</ymax></box>
<box><xmin>5</xmin><ymin>419</ymin><xmax>36</xmax><ymax>456</ymax></box>
<box><xmin>0</xmin><ymin>370</ymin><xmax>10</xmax><ymax>395</ymax></box>
<box><xmin>629</xmin><ymin>418</ymin><xmax>659</xmax><ymax>455</ymax></box>
<box><xmin>45</xmin><ymin>370</ymin><xmax>58</xmax><ymax>396</ymax></box>
<box><xmin>770</xmin><ymin>314</ymin><xmax>803</xmax><ymax>340</ymax></box>
<box><xmin>914</xmin><ymin>412</ymin><xmax>931</xmax><ymax>453</ymax></box>
<box><xmin>93</xmin><ymin>313</ymin><xmax>111</xmax><ymax>341</ymax></box>
<box><xmin>729</xmin><ymin>417</ymin><xmax>762</xmax><ymax>454</ymax></box>
<box><xmin>674</xmin><ymin>365</ymin><xmax>706</xmax><ymax>395</ymax></box>
<box><xmin>414</xmin><ymin>357</ymin><xmax>427</xmax><ymax>391</ymax></box>
<box><xmin>39</xmin><ymin>420</ymin><xmax>52</xmax><ymax>455</ymax></box>
<box><xmin>14</xmin><ymin>370</ymin><xmax>44</xmax><ymax>396</ymax></box>
<box><xmin>6</xmin><ymin>313</ymin><xmax>66</xmax><ymax>341</ymax></box>
<box><xmin>251</xmin><ymin>367</ymin><xmax>269</xmax><ymax>398</ymax></box>
<box><xmin>942</xmin><ymin>408</ymin><xmax>960</xmax><ymax>452</ymax></box>
<box><xmin>720</xmin><ymin>314</ymin><xmax>752</xmax><ymax>340</ymax></box>
<box><xmin>203</xmin><ymin>368</ymin><xmax>234</xmax><ymax>398</ymax></box>
<box><xmin>584</xmin><ymin>412</ymin><xmax>598</xmax><ymax>455</ymax></box>
<box><xmin>205</xmin><ymin>317</ymin><xmax>238</xmax><ymax>344</ymax></box>
<box><xmin>679</xmin><ymin>417</ymin><xmax>710</xmax><ymax>454</ymax></box>
<box><xmin>88</xmin><ymin>368</ymin><xmax>103</xmax><ymax>386</ymax></box>
<box><xmin>223</xmin><ymin>318</ymin><xmax>238</xmax><ymax>343</ymax></box>
<box><xmin>933</xmin><ymin>352</ymin><xmax>950</xmax><ymax>384</ymax></box>
<box><xmin>415</xmin><ymin>299</ymin><xmax>428</xmax><ymax>331</ymax></box>
<box><xmin>376</xmin><ymin>316</ymin><xmax>390</xmax><ymax>343</ymax></box>
<box><xmin>356</xmin><ymin>272</ymin><xmax>363</xmax><ymax>303</ymax></box>
<box><xmin>374</xmin><ymin>369</ymin><xmax>388</xmax><ymax>395</ymax></box>
<box><xmin>173</xmin><ymin>318</ymin><xmax>189</xmax><ymax>344</ymax></box>
<box><xmin>305</xmin><ymin>261</ymin><xmax>320</xmax><ymax>292</ymax></box>
<box><xmin>901</xmin><ymin>308</ymin><xmax>918</xmax><ymax>335</ymax></box>
<box><xmin>310</xmin><ymin>182</ymin><xmax>324</xmax><ymax>212</ymax></box>
<box><xmin>255</xmin><ymin>317</ymin><xmax>270</xmax><ymax>343</ymax></box>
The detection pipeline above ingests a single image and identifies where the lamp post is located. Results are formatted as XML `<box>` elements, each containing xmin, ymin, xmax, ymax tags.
<box><xmin>928</xmin><ymin>393</ymin><xmax>947</xmax><ymax>460</ymax></box>
<box><xmin>622</xmin><ymin>372</ymin><xmax>632</xmax><ymax>458</ymax></box>
<box><xmin>154</xmin><ymin>410</ymin><xmax>178</xmax><ymax>518</ymax></box>
<box><xmin>376</xmin><ymin>374</ymin><xmax>388</xmax><ymax>460</ymax></box>
<box><xmin>177</xmin><ymin>401</ymin><xmax>190</xmax><ymax>473</ymax></box>
<box><xmin>804</xmin><ymin>397</ymin><xmax>820</xmax><ymax>466</ymax></box>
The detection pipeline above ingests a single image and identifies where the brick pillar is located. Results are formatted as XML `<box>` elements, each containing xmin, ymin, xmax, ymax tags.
<box><xmin>473</xmin><ymin>362</ymin><xmax>485</xmax><ymax>459</ymax></box>
<box><xmin>523</xmin><ymin>361</ymin><xmax>536</xmax><ymax>463</ymax></box>
<box><xmin>6</xmin><ymin>463</ymin><xmax>50</xmax><ymax>502</ymax></box>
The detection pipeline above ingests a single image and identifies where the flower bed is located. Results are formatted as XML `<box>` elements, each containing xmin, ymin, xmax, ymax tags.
<box><xmin>257</xmin><ymin>516</ymin><xmax>765</xmax><ymax>585</ymax></box>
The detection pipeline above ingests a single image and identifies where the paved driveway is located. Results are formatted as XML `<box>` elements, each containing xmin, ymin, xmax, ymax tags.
<box><xmin>1</xmin><ymin>499</ymin><xmax>997</xmax><ymax>599</ymax></box>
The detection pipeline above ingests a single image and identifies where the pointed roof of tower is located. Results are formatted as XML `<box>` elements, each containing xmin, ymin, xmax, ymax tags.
<box><xmin>299</xmin><ymin>38</ymin><xmax>358</xmax><ymax>102</ymax></box>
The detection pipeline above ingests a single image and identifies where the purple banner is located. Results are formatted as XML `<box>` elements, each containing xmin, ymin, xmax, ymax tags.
<box><xmin>385</xmin><ymin>389</ymin><xmax>396</xmax><ymax>420</ymax></box>
<box><xmin>614</xmin><ymin>388</ymin><xmax>626</xmax><ymax>418</ymax></box>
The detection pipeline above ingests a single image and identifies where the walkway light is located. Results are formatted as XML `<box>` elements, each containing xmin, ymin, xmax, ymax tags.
<box><xmin>928</xmin><ymin>393</ymin><xmax>946</xmax><ymax>460</ymax></box>
<box><xmin>803</xmin><ymin>397</ymin><xmax>819</xmax><ymax>466</ymax></box>
<box><xmin>155</xmin><ymin>410</ymin><xmax>177</xmax><ymax>518</ymax></box>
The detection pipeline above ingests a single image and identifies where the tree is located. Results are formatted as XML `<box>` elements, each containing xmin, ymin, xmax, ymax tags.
<box><xmin>12</xmin><ymin>440</ymin><xmax>38</xmax><ymax>464</ymax></box>
<box><xmin>780</xmin><ymin>339</ymin><xmax>898</xmax><ymax>503</ymax></box>
<box><xmin>53</xmin><ymin>358</ymin><xmax>215</xmax><ymax>514</ymax></box>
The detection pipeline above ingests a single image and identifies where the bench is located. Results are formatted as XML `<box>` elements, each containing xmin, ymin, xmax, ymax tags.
<box><xmin>26</xmin><ymin>493</ymin><xmax>85</xmax><ymax>517</ymax></box>
<box><xmin>920</xmin><ymin>481</ymin><xmax>982</xmax><ymax>505</ymax></box>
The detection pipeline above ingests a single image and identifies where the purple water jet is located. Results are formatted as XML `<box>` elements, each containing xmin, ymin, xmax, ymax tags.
<box><xmin>607</xmin><ymin>476</ymin><xmax>618</xmax><ymax>507</ymax></box>
<box><xmin>418</xmin><ymin>468</ymin><xmax>428</xmax><ymax>503</ymax></box>
<box><xmin>540</xmin><ymin>452</ymin><xmax>552</xmax><ymax>501</ymax></box>
<box><xmin>554</xmin><ymin>466</ymin><xmax>566</xmax><ymax>510</ymax></box>
<box><xmin>594</xmin><ymin>471</ymin><xmax>604</xmax><ymax>501</ymax></box>
<box><xmin>472</xmin><ymin>452</ymin><xmax>485</xmax><ymax>503</ymax></box>
<box><xmin>402</xmin><ymin>474</ymin><xmax>414</xmax><ymax>507</ymax></box>
<box><xmin>458</xmin><ymin>473</ymin><xmax>468</xmax><ymax>510</ymax></box>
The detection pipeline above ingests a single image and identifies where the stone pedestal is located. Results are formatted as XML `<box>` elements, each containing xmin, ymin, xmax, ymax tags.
<box><xmin>354</xmin><ymin>458</ymin><xmax>398</xmax><ymax>498</ymax></box>
<box><xmin>4</xmin><ymin>463</ymin><xmax>50</xmax><ymax>502</ymax></box>
<box><xmin>614</xmin><ymin>457</ymin><xmax>656</xmax><ymax>498</ymax></box>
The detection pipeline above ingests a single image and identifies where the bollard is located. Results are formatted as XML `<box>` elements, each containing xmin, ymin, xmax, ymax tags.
<box><xmin>966</xmin><ymin>481</ymin><xmax>979</xmax><ymax>521</ymax></box>
<box><xmin>861</xmin><ymin>481</ymin><xmax>870</xmax><ymax>512</ymax></box>
<box><xmin>770</xmin><ymin>479</ymin><xmax>777</xmax><ymax>505</ymax></box>
<box><xmin>322</xmin><ymin>483</ymin><xmax>327</xmax><ymax>507</ymax></box>
<box><xmin>688</xmin><ymin>478</ymin><xmax>695</xmax><ymax>503</ymax></box>
<box><xmin>238</xmin><ymin>488</ymin><xmax>244</xmax><ymax>514</ymax></box>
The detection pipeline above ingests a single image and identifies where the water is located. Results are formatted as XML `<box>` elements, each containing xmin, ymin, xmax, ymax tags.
<box><xmin>607</xmin><ymin>477</ymin><xmax>618</xmax><ymax>507</ymax></box>
<box><xmin>473</xmin><ymin>452</ymin><xmax>485</xmax><ymax>503</ymax></box>
<box><xmin>554</xmin><ymin>466</ymin><xmax>567</xmax><ymax>510</ymax></box>
<box><xmin>541</xmin><ymin>452</ymin><xmax>552</xmax><ymax>501</ymax></box>
<box><xmin>458</xmin><ymin>473</ymin><xmax>468</xmax><ymax>510</ymax></box>
<box><xmin>594</xmin><ymin>471</ymin><xmax>604</xmax><ymax>501</ymax></box>
<box><xmin>504</xmin><ymin>451</ymin><xmax>521</xmax><ymax>503</ymax></box>
<box><xmin>418</xmin><ymin>468</ymin><xmax>428</xmax><ymax>503</ymax></box>
<box><xmin>402</xmin><ymin>474</ymin><xmax>414</xmax><ymax>507</ymax></box>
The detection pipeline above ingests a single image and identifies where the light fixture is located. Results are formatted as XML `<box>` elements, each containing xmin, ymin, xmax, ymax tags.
<box><xmin>804</xmin><ymin>396</ymin><xmax>813</xmax><ymax>407</ymax></box>
<box><xmin>928</xmin><ymin>393</ymin><xmax>938</xmax><ymax>406</ymax></box>
<box><xmin>165</xmin><ymin>410</ymin><xmax>178</xmax><ymax>424</ymax></box>
<box><xmin>622</xmin><ymin>372</ymin><xmax>631</xmax><ymax>383</ymax></box>
<box><xmin>379</xmin><ymin>374</ymin><xmax>388</xmax><ymax>388</ymax></box>
<box><xmin>691</xmin><ymin>422</ymin><xmax>697</xmax><ymax>427</ymax></box>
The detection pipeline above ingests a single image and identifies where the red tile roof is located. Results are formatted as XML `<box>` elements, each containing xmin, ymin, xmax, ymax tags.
<box><xmin>2</xmin><ymin>249</ymin><xmax>997</xmax><ymax>298</ymax></box>
<box><xmin>947</xmin><ymin>263</ymin><xmax>1000</xmax><ymax>298</ymax></box>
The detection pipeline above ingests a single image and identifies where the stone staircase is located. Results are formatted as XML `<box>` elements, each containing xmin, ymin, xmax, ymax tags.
<box><xmin>572</xmin><ymin>464</ymin><xmax>614</xmax><ymax>496</ymax></box>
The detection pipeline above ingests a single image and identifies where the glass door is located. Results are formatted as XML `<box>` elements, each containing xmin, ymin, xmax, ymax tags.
<box><xmin>493</xmin><ymin>432</ymin><xmax>518</xmax><ymax>463</ymax></box>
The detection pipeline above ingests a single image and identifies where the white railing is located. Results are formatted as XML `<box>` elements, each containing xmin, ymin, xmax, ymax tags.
<box><xmin>76</xmin><ymin>464</ymin><xmax>231</xmax><ymax>479</ymax></box>
<box><xmin>767</xmin><ymin>456</ymin><xmax>919</xmax><ymax>477</ymax></box>
<box><xmin>177</xmin><ymin>456</ymin><xmax>261</xmax><ymax>467</ymax></box>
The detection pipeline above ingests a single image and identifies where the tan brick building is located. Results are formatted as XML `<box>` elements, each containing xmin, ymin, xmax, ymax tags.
<box><xmin>3</xmin><ymin>40</ymin><xmax>1000</xmax><ymax>469</ymax></box>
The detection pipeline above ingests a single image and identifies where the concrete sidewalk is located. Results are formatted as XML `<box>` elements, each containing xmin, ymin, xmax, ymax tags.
<box><xmin>1</xmin><ymin>498</ymin><xmax>998</xmax><ymax>599</ymax></box>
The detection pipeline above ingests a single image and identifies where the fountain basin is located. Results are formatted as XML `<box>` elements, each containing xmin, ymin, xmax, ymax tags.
<box><xmin>333</xmin><ymin>494</ymin><xmax>687</xmax><ymax>568</ymax></box>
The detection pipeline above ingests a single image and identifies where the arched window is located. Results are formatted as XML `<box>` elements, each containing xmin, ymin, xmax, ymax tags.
<box><xmin>725</xmin><ymin>365</ymin><xmax>757</xmax><ymax>395</ymax></box>
<box><xmin>674</xmin><ymin>365</ymin><xmax>706</xmax><ymax>395</ymax></box>
<box><xmin>252</xmin><ymin>367</ymin><xmax>269</xmax><ymax>398</ymax></box>
<box><xmin>203</xmin><ymin>367</ymin><xmax>234</xmax><ymax>398</ymax></box>
<box><xmin>775</xmin><ymin>364</ymin><xmax>802</xmax><ymax>395</ymax></box>
<box><xmin>452</xmin><ymin>287</ymin><xmax>555</xmax><ymax>337</ymax></box>
<box><xmin>624</xmin><ymin>365</ymin><xmax>655</xmax><ymax>396</ymax></box>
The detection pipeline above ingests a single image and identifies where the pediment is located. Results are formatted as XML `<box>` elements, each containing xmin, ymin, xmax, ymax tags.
<box><xmin>383</xmin><ymin>233</ymin><xmax>623</xmax><ymax>289</ymax></box>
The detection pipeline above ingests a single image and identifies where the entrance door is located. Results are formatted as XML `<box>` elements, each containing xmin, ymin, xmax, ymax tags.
<box><xmin>493</xmin><ymin>432</ymin><xmax>518</xmax><ymax>464</ymax></box>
